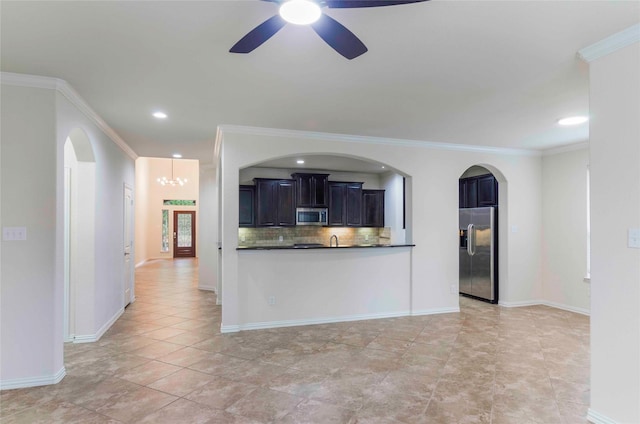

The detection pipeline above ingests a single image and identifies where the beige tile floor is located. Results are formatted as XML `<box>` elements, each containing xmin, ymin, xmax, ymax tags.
<box><xmin>0</xmin><ymin>258</ymin><xmax>590</xmax><ymax>423</ymax></box>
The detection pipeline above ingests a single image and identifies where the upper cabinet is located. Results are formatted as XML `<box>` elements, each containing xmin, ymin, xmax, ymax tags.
<box><xmin>239</xmin><ymin>185</ymin><xmax>255</xmax><ymax>227</ymax></box>
<box><xmin>476</xmin><ymin>175</ymin><xmax>498</xmax><ymax>206</ymax></box>
<box><xmin>459</xmin><ymin>177</ymin><xmax>477</xmax><ymax>208</ymax></box>
<box><xmin>254</xmin><ymin>178</ymin><xmax>296</xmax><ymax>227</ymax></box>
<box><xmin>362</xmin><ymin>189</ymin><xmax>385</xmax><ymax>227</ymax></box>
<box><xmin>291</xmin><ymin>173</ymin><xmax>329</xmax><ymax>208</ymax></box>
<box><xmin>239</xmin><ymin>173</ymin><xmax>387</xmax><ymax>228</ymax></box>
<box><xmin>328</xmin><ymin>182</ymin><xmax>363</xmax><ymax>227</ymax></box>
<box><xmin>459</xmin><ymin>174</ymin><xmax>497</xmax><ymax>208</ymax></box>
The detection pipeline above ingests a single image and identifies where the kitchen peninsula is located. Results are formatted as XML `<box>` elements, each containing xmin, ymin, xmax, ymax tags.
<box><xmin>232</xmin><ymin>242</ymin><xmax>414</xmax><ymax>332</ymax></box>
<box><xmin>222</xmin><ymin>167</ymin><xmax>415</xmax><ymax>333</ymax></box>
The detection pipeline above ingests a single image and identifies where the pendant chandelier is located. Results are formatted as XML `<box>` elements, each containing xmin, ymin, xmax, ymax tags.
<box><xmin>157</xmin><ymin>159</ymin><xmax>187</xmax><ymax>186</ymax></box>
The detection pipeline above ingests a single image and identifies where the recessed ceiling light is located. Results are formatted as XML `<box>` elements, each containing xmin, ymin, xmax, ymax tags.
<box><xmin>279</xmin><ymin>0</ymin><xmax>321</xmax><ymax>25</ymax></box>
<box><xmin>296</xmin><ymin>159</ymin><xmax>305</xmax><ymax>164</ymax></box>
<box><xmin>153</xmin><ymin>111</ymin><xmax>168</xmax><ymax>119</ymax></box>
<box><xmin>558</xmin><ymin>116</ymin><xmax>588</xmax><ymax>126</ymax></box>
<box><xmin>172</xmin><ymin>154</ymin><xmax>182</xmax><ymax>158</ymax></box>
<box><xmin>381</xmin><ymin>166</ymin><xmax>386</xmax><ymax>169</ymax></box>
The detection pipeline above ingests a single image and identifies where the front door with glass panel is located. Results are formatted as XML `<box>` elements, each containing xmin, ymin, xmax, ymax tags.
<box><xmin>173</xmin><ymin>211</ymin><xmax>196</xmax><ymax>258</ymax></box>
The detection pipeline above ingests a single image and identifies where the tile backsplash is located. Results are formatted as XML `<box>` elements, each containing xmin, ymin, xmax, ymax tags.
<box><xmin>238</xmin><ymin>226</ymin><xmax>391</xmax><ymax>247</ymax></box>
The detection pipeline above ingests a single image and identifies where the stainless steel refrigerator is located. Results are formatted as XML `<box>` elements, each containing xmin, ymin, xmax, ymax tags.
<box><xmin>459</xmin><ymin>207</ymin><xmax>498</xmax><ymax>303</ymax></box>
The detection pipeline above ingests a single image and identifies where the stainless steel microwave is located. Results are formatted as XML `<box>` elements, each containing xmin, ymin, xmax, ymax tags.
<box><xmin>296</xmin><ymin>208</ymin><xmax>328</xmax><ymax>226</ymax></box>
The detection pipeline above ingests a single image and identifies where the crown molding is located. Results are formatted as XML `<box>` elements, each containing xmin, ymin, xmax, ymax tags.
<box><xmin>578</xmin><ymin>23</ymin><xmax>640</xmax><ymax>63</ymax></box>
<box><xmin>217</xmin><ymin>125</ymin><xmax>541</xmax><ymax>157</ymax></box>
<box><xmin>1</xmin><ymin>72</ymin><xmax>138</xmax><ymax>160</ymax></box>
<box><xmin>542</xmin><ymin>141</ymin><xmax>589</xmax><ymax>157</ymax></box>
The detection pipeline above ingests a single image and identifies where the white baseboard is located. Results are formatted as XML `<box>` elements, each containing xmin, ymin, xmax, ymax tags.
<box><xmin>221</xmin><ymin>310</ymin><xmax>412</xmax><ymax>334</ymax></box>
<box><xmin>411</xmin><ymin>307</ymin><xmax>460</xmax><ymax>316</ymax></box>
<box><xmin>499</xmin><ymin>299</ymin><xmax>543</xmax><ymax>308</ymax></box>
<box><xmin>73</xmin><ymin>307</ymin><xmax>124</xmax><ymax>343</ymax></box>
<box><xmin>0</xmin><ymin>366</ymin><xmax>66</xmax><ymax>390</ymax></box>
<box><xmin>135</xmin><ymin>260</ymin><xmax>148</xmax><ymax>268</ymax></box>
<box><xmin>587</xmin><ymin>408</ymin><xmax>619</xmax><ymax>424</ymax></box>
<box><xmin>540</xmin><ymin>300</ymin><xmax>589</xmax><ymax>316</ymax></box>
<box><xmin>499</xmin><ymin>299</ymin><xmax>590</xmax><ymax>316</ymax></box>
<box><xmin>198</xmin><ymin>284</ymin><xmax>217</xmax><ymax>293</ymax></box>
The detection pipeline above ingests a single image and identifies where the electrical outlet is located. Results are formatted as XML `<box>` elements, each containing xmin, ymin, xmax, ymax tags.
<box><xmin>450</xmin><ymin>284</ymin><xmax>457</xmax><ymax>294</ymax></box>
<box><xmin>268</xmin><ymin>296</ymin><xmax>276</xmax><ymax>305</ymax></box>
<box><xmin>278</xmin><ymin>235</ymin><xmax>283</xmax><ymax>242</ymax></box>
<box><xmin>365</xmin><ymin>234</ymin><xmax>369</xmax><ymax>241</ymax></box>
<box><xmin>3</xmin><ymin>227</ymin><xmax>27</xmax><ymax>241</ymax></box>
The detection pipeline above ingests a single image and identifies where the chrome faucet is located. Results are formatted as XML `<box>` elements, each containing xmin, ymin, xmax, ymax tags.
<box><xmin>330</xmin><ymin>234</ymin><xmax>339</xmax><ymax>247</ymax></box>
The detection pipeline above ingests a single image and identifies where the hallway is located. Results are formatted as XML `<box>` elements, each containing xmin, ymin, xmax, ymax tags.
<box><xmin>1</xmin><ymin>259</ymin><xmax>589</xmax><ymax>423</ymax></box>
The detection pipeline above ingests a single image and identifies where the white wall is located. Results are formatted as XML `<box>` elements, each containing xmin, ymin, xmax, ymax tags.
<box><xmin>1</xmin><ymin>85</ymin><xmax>61</xmax><ymax>387</ymax></box>
<box><xmin>217</xmin><ymin>128</ymin><xmax>543</xmax><ymax>330</ymax></box>
<box><xmin>134</xmin><ymin>157</ymin><xmax>150</xmax><ymax>266</ymax></box>
<box><xmin>381</xmin><ymin>172</ymin><xmax>406</xmax><ymax>244</ymax></box>
<box><xmin>0</xmin><ymin>77</ymin><xmax>136</xmax><ymax>389</ymax></box>
<box><xmin>541</xmin><ymin>146</ymin><xmax>590</xmax><ymax>314</ymax></box>
<box><xmin>199</xmin><ymin>166</ymin><xmax>218</xmax><ymax>292</ymax></box>
<box><xmin>134</xmin><ymin>157</ymin><xmax>199</xmax><ymax>263</ymax></box>
<box><xmin>588</xmin><ymin>41</ymin><xmax>640</xmax><ymax>423</ymax></box>
<box><xmin>56</xmin><ymin>90</ymin><xmax>135</xmax><ymax>342</ymax></box>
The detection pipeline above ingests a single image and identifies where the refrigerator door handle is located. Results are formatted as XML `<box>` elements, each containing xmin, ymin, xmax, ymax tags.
<box><xmin>467</xmin><ymin>224</ymin><xmax>475</xmax><ymax>256</ymax></box>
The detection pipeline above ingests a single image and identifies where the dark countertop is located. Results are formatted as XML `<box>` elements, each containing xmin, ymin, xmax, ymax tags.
<box><xmin>236</xmin><ymin>244</ymin><xmax>415</xmax><ymax>251</ymax></box>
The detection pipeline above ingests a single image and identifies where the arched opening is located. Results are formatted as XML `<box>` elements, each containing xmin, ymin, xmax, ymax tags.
<box><xmin>223</xmin><ymin>152</ymin><xmax>413</xmax><ymax>313</ymax></box>
<box><xmin>458</xmin><ymin>164</ymin><xmax>506</xmax><ymax>304</ymax></box>
<box><xmin>238</xmin><ymin>153</ymin><xmax>411</xmax><ymax>246</ymax></box>
<box><xmin>63</xmin><ymin>128</ymin><xmax>96</xmax><ymax>342</ymax></box>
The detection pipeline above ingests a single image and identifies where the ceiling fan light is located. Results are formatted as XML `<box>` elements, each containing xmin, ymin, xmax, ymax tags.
<box><xmin>279</xmin><ymin>0</ymin><xmax>321</xmax><ymax>25</ymax></box>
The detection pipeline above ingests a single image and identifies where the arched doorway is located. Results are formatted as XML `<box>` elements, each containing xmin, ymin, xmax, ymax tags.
<box><xmin>459</xmin><ymin>165</ymin><xmax>504</xmax><ymax>304</ymax></box>
<box><xmin>63</xmin><ymin>128</ymin><xmax>96</xmax><ymax>342</ymax></box>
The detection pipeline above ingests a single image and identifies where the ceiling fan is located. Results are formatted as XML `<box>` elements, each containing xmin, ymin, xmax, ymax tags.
<box><xmin>230</xmin><ymin>0</ymin><xmax>429</xmax><ymax>60</ymax></box>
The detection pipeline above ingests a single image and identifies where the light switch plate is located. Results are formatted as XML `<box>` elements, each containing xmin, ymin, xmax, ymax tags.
<box><xmin>628</xmin><ymin>228</ymin><xmax>640</xmax><ymax>249</ymax></box>
<box><xmin>3</xmin><ymin>227</ymin><xmax>27</xmax><ymax>241</ymax></box>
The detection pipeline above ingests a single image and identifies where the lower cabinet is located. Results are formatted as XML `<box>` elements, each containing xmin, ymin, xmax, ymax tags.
<box><xmin>362</xmin><ymin>189</ymin><xmax>385</xmax><ymax>227</ymax></box>
<box><xmin>254</xmin><ymin>178</ymin><xmax>296</xmax><ymax>227</ymax></box>
<box><xmin>328</xmin><ymin>182</ymin><xmax>363</xmax><ymax>227</ymax></box>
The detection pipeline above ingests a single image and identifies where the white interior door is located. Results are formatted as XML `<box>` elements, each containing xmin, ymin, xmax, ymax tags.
<box><xmin>123</xmin><ymin>185</ymin><xmax>133</xmax><ymax>306</ymax></box>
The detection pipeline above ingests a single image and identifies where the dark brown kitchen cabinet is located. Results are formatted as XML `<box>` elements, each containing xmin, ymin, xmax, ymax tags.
<box><xmin>362</xmin><ymin>189</ymin><xmax>385</xmax><ymax>227</ymax></box>
<box><xmin>459</xmin><ymin>178</ymin><xmax>478</xmax><ymax>208</ymax></box>
<box><xmin>291</xmin><ymin>173</ymin><xmax>329</xmax><ymax>208</ymax></box>
<box><xmin>328</xmin><ymin>182</ymin><xmax>363</xmax><ymax>227</ymax></box>
<box><xmin>239</xmin><ymin>185</ymin><xmax>255</xmax><ymax>227</ymax></box>
<box><xmin>254</xmin><ymin>178</ymin><xmax>296</xmax><ymax>227</ymax></box>
<box><xmin>459</xmin><ymin>175</ymin><xmax>497</xmax><ymax>208</ymax></box>
<box><xmin>477</xmin><ymin>175</ymin><xmax>498</xmax><ymax>206</ymax></box>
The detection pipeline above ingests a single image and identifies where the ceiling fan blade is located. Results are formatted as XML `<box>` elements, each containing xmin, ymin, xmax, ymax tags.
<box><xmin>325</xmin><ymin>0</ymin><xmax>428</xmax><ymax>8</ymax></box>
<box><xmin>311</xmin><ymin>14</ymin><xmax>367</xmax><ymax>60</ymax></box>
<box><xmin>230</xmin><ymin>15</ymin><xmax>287</xmax><ymax>54</ymax></box>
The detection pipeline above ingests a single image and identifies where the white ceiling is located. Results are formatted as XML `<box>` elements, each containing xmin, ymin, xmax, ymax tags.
<box><xmin>2</xmin><ymin>1</ymin><xmax>638</xmax><ymax>165</ymax></box>
<box><xmin>256</xmin><ymin>154</ymin><xmax>391</xmax><ymax>174</ymax></box>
